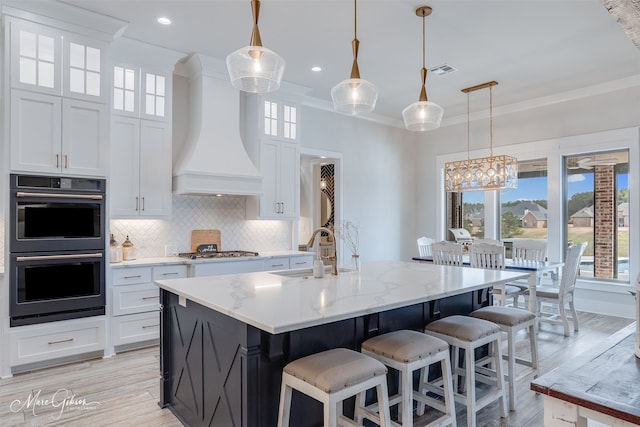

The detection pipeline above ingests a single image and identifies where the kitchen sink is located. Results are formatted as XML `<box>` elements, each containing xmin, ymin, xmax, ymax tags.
<box><xmin>271</xmin><ymin>267</ymin><xmax>352</xmax><ymax>279</ymax></box>
<box><xmin>271</xmin><ymin>269</ymin><xmax>314</xmax><ymax>278</ymax></box>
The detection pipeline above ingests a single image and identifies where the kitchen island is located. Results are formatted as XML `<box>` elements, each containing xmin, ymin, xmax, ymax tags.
<box><xmin>155</xmin><ymin>260</ymin><xmax>528</xmax><ymax>427</ymax></box>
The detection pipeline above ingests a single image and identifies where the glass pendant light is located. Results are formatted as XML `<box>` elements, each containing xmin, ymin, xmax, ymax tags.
<box><xmin>226</xmin><ymin>0</ymin><xmax>285</xmax><ymax>93</ymax></box>
<box><xmin>402</xmin><ymin>6</ymin><xmax>443</xmax><ymax>131</ymax></box>
<box><xmin>331</xmin><ymin>0</ymin><xmax>378</xmax><ymax>115</ymax></box>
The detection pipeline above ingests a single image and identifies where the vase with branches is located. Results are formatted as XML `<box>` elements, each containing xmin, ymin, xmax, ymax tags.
<box><xmin>336</xmin><ymin>220</ymin><xmax>360</xmax><ymax>272</ymax></box>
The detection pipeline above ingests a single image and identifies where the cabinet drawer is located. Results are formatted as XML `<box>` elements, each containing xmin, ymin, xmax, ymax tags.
<box><xmin>112</xmin><ymin>283</ymin><xmax>160</xmax><ymax>316</ymax></box>
<box><xmin>290</xmin><ymin>256</ymin><xmax>314</xmax><ymax>269</ymax></box>
<box><xmin>112</xmin><ymin>267</ymin><xmax>152</xmax><ymax>286</ymax></box>
<box><xmin>153</xmin><ymin>264</ymin><xmax>187</xmax><ymax>280</ymax></box>
<box><xmin>191</xmin><ymin>259</ymin><xmax>264</xmax><ymax>277</ymax></box>
<box><xmin>263</xmin><ymin>257</ymin><xmax>290</xmax><ymax>271</ymax></box>
<box><xmin>111</xmin><ymin>311</ymin><xmax>159</xmax><ymax>346</ymax></box>
<box><xmin>10</xmin><ymin>318</ymin><xmax>105</xmax><ymax>366</ymax></box>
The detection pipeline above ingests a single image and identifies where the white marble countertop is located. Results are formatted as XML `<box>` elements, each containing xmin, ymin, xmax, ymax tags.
<box><xmin>110</xmin><ymin>251</ymin><xmax>313</xmax><ymax>268</ymax></box>
<box><xmin>155</xmin><ymin>260</ymin><xmax>529</xmax><ymax>334</ymax></box>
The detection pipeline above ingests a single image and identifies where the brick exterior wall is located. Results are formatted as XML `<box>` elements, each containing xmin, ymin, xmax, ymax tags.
<box><xmin>594</xmin><ymin>165</ymin><xmax>615</xmax><ymax>278</ymax></box>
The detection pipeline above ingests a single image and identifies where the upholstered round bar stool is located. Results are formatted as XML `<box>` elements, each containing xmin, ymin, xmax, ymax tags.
<box><xmin>470</xmin><ymin>306</ymin><xmax>538</xmax><ymax>411</ymax></box>
<box><xmin>360</xmin><ymin>330</ymin><xmax>457</xmax><ymax>427</ymax></box>
<box><xmin>425</xmin><ymin>315</ymin><xmax>507</xmax><ymax>427</ymax></box>
<box><xmin>277</xmin><ymin>348</ymin><xmax>392</xmax><ymax>427</ymax></box>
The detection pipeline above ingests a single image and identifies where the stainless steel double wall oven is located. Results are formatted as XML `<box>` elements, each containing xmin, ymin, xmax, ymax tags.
<box><xmin>9</xmin><ymin>174</ymin><xmax>106</xmax><ymax>326</ymax></box>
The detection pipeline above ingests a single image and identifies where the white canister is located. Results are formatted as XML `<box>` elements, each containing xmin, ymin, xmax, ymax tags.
<box><xmin>313</xmin><ymin>257</ymin><xmax>325</xmax><ymax>278</ymax></box>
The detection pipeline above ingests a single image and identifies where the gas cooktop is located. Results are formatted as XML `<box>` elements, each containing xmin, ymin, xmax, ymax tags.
<box><xmin>178</xmin><ymin>250</ymin><xmax>259</xmax><ymax>260</ymax></box>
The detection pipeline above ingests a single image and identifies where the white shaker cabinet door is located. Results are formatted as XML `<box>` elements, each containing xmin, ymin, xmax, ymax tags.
<box><xmin>10</xmin><ymin>90</ymin><xmax>62</xmax><ymax>174</ymax></box>
<box><xmin>111</xmin><ymin>116</ymin><xmax>141</xmax><ymax>217</ymax></box>
<box><xmin>62</xmin><ymin>98</ymin><xmax>108</xmax><ymax>176</ymax></box>
<box><xmin>279</xmin><ymin>141</ymin><xmax>300</xmax><ymax>218</ymax></box>
<box><xmin>139</xmin><ymin>120</ymin><xmax>171</xmax><ymax>217</ymax></box>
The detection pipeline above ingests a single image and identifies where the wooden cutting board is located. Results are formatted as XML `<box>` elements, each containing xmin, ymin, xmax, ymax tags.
<box><xmin>191</xmin><ymin>229</ymin><xmax>222</xmax><ymax>252</ymax></box>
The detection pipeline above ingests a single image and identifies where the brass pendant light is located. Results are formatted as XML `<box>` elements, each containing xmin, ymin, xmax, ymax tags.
<box><xmin>226</xmin><ymin>0</ymin><xmax>285</xmax><ymax>93</ymax></box>
<box><xmin>444</xmin><ymin>81</ymin><xmax>518</xmax><ymax>192</ymax></box>
<box><xmin>331</xmin><ymin>0</ymin><xmax>378</xmax><ymax>115</ymax></box>
<box><xmin>402</xmin><ymin>6</ymin><xmax>444</xmax><ymax>131</ymax></box>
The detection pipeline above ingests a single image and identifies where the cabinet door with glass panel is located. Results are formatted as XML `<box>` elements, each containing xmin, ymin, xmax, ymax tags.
<box><xmin>8</xmin><ymin>18</ymin><xmax>108</xmax><ymax>176</ymax></box>
<box><xmin>111</xmin><ymin>63</ymin><xmax>172</xmax><ymax>218</ymax></box>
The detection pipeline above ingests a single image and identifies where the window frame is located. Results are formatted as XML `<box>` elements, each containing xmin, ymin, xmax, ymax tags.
<box><xmin>436</xmin><ymin>127</ymin><xmax>638</xmax><ymax>287</ymax></box>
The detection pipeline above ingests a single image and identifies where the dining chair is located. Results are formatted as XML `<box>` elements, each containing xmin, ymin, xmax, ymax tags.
<box><xmin>473</xmin><ymin>238</ymin><xmax>503</xmax><ymax>246</ymax></box>
<box><xmin>431</xmin><ymin>241</ymin><xmax>464</xmax><ymax>266</ymax></box>
<box><xmin>535</xmin><ymin>242</ymin><xmax>587</xmax><ymax>336</ymax></box>
<box><xmin>417</xmin><ymin>236</ymin><xmax>435</xmax><ymax>258</ymax></box>
<box><xmin>509</xmin><ymin>239</ymin><xmax>549</xmax><ymax>305</ymax></box>
<box><xmin>512</xmin><ymin>239</ymin><xmax>547</xmax><ymax>262</ymax></box>
<box><xmin>469</xmin><ymin>243</ymin><xmax>526</xmax><ymax>306</ymax></box>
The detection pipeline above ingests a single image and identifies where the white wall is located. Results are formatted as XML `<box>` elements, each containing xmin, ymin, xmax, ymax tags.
<box><xmin>300</xmin><ymin>106</ymin><xmax>420</xmax><ymax>265</ymax></box>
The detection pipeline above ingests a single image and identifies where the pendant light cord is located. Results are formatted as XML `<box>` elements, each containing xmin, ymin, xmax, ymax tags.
<box><xmin>422</xmin><ymin>11</ymin><xmax>426</xmax><ymax>70</ymax></box>
<box><xmin>354</xmin><ymin>0</ymin><xmax>357</xmax><ymax>40</ymax></box>
<box><xmin>466</xmin><ymin>92</ymin><xmax>470</xmax><ymax>160</ymax></box>
<box><xmin>489</xmin><ymin>85</ymin><xmax>494</xmax><ymax>157</ymax></box>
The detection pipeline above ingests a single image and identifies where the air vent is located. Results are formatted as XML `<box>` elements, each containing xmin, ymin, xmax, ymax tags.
<box><xmin>429</xmin><ymin>64</ymin><xmax>458</xmax><ymax>75</ymax></box>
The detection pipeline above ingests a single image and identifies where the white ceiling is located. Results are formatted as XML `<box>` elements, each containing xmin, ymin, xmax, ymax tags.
<box><xmin>57</xmin><ymin>0</ymin><xmax>640</xmax><ymax>124</ymax></box>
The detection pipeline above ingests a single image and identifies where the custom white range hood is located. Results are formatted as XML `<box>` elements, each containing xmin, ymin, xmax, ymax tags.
<box><xmin>173</xmin><ymin>53</ymin><xmax>262</xmax><ymax>196</ymax></box>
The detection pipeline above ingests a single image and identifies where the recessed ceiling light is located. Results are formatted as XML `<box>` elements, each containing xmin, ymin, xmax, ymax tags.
<box><xmin>157</xmin><ymin>17</ymin><xmax>172</xmax><ymax>25</ymax></box>
<box><xmin>311</xmin><ymin>66</ymin><xmax>322</xmax><ymax>72</ymax></box>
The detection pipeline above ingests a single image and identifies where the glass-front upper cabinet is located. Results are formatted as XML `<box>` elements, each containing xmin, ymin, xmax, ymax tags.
<box><xmin>113</xmin><ymin>65</ymin><xmax>166</xmax><ymax>121</ymax></box>
<box><xmin>9</xmin><ymin>17</ymin><xmax>107</xmax><ymax>103</ymax></box>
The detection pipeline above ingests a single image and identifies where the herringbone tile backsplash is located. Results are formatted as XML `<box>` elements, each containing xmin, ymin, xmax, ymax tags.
<box><xmin>110</xmin><ymin>196</ymin><xmax>292</xmax><ymax>258</ymax></box>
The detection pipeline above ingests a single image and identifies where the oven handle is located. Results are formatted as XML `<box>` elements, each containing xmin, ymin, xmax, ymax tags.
<box><xmin>16</xmin><ymin>253</ymin><xmax>103</xmax><ymax>262</ymax></box>
<box><xmin>16</xmin><ymin>191</ymin><xmax>103</xmax><ymax>200</ymax></box>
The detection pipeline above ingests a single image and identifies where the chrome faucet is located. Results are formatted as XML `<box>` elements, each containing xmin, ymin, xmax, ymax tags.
<box><xmin>307</xmin><ymin>227</ymin><xmax>338</xmax><ymax>275</ymax></box>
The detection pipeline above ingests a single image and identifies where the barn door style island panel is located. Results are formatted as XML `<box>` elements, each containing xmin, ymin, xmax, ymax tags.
<box><xmin>155</xmin><ymin>260</ymin><xmax>529</xmax><ymax>427</ymax></box>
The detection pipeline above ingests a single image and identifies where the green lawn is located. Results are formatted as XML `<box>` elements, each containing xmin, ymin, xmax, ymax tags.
<box><xmin>517</xmin><ymin>226</ymin><xmax>629</xmax><ymax>258</ymax></box>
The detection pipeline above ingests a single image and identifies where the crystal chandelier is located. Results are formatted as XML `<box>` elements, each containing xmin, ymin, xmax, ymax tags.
<box><xmin>331</xmin><ymin>0</ymin><xmax>378</xmax><ymax>115</ymax></box>
<box><xmin>402</xmin><ymin>6</ymin><xmax>443</xmax><ymax>131</ymax></box>
<box><xmin>226</xmin><ymin>0</ymin><xmax>285</xmax><ymax>93</ymax></box>
<box><xmin>444</xmin><ymin>81</ymin><xmax>518</xmax><ymax>192</ymax></box>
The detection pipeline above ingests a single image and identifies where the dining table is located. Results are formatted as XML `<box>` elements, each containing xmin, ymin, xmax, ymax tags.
<box><xmin>412</xmin><ymin>256</ymin><xmax>564</xmax><ymax>313</ymax></box>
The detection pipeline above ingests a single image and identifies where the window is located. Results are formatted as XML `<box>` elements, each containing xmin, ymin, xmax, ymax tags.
<box><xmin>500</xmin><ymin>159</ymin><xmax>548</xmax><ymax>240</ymax></box>
<box><xmin>565</xmin><ymin>150</ymin><xmax>629</xmax><ymax>281</ymax></box>
<box><xmin>462</xmin><ymin>192</ymin><xmax>485</xmax><ymax>239</ymax></box>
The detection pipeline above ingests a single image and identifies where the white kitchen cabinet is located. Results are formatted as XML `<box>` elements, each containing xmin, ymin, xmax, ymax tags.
<box><xmin>190</xmin><ymin>260</ymin><xmax>265</xmax><ymax>277</ymax></box>
<box><xmin>10</xmin><ymin>89</ymin><xmax>107</xmax><ymax>176</ymax></box>
<box><xmin>110</xmin><ymin>117</ymin><xmax>171</xmax><ymax>217</ymax></box>
<box><xmin>247</xmin><ymin>139</ymin><xmax>300</xmax><ymax>219</ymax></box>
<box><xmin>288</xmin><ymin>255</ymin><xmax>314</xmax><ymax>270</ymax></box>
<box><xmin>8</xmin><ymin>17</ymin><xmax>108</xmax><ymax>103</ymax></box>
<box><xmin>263</xmin><ymin>256</ymin><xmax>290</xmax><ymax>271</ymax></box>
<box><xmin>9</xmin><ymin>317</ymin><xmax>105</xmax><ymax>368</ymax></box>
<box><xmin>110</xmin><ymin>264</ymin><xmax>186</xmax><ymax>349</ymax></box>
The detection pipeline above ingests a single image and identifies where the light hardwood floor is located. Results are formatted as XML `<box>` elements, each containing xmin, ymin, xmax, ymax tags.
<box><xmin>0</xmin><ymin>312</ymin><xmax>634</xmax><ymax>427</ymax></box>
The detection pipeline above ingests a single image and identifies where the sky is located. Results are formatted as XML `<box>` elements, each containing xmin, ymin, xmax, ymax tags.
<box><xmin>463</xmin><ymin>173</ymin><xmax>629</xmax><ymax>204</ymax></box>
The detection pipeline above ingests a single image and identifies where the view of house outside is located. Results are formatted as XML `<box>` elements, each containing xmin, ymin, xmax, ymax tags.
<box><xmin>458</xmin><ymin>152</ymin><xmax>629</xmax><ymax>281</ymax></box>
